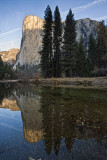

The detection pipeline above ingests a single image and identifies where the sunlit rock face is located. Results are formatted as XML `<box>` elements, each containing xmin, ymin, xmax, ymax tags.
<box><xmin>14</xmin><ymin>87</ymin><xmax>43</xmax><ymax>143</ymax></box>
<box><xmin>14</xmin><ymin>15</ymin><xmax>98</xmax><ymax>70</ymax></box>
<box><xmin>14</xmin><ymin>15</ymin><xmax>44</xmax><ymax>69</ymax></box>
<box><xmin>0</xmin><ymin>96</ymin><xmax>20</xmax><ymax>111</ymax></box>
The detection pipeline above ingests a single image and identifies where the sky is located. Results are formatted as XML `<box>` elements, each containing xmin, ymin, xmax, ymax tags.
<box><xmin>0</xmin><ymin>0</ymin><xmax>107</xmax><ymax>51</ymax></box>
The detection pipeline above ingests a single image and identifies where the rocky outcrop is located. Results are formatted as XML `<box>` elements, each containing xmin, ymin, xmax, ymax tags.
<box><xmin>14</xmin><ymin>15</ymin><xmax>99</xmax><ymax>70</ymax></box>
<box><xmin>0</xmin><ymin>48</ymin><xmax>19</xmax><ymax>65</ymax></box>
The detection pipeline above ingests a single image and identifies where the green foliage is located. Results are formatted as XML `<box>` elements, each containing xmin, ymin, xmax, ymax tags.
<box><xmin>89</xmin><ymin>21</ymin><xmax>107</xmax><ymax>76</ymax></box>
<box><xmin>88</xmin><ymin>33</ymin><xmax>97</xmax><ymax>70</ymax></box>
<box><xmin>62</xmin><ymin>9</ymin><xmax>76</xmax><ymax>77</ymax></box>
<box><xmin>53</xmin><ymin>6</ymin><xmax>62</xmax><ymax>77</ymax></box>
<box><xmin>0</xmin><ymin>56</ymin><xmax>16</xmax><ymax>80</ymax></box>
<box><xmin>75</xmin><ymin>38</ymin><xmax>90</xmax><ymax>77</ymax></box>
<box><xmin>0</xmin><ymin>56</ymin><xmax>4</xmax><ymax>79</ymax></box>
<box><xmin>96</xmin><ymin>21</ymin><xmax>106</xmax><ymax>69</ymax></box>
<box><xmin>40</xmin><ymin>5</ymin><xmax>53</xmax><ymax>78</ymax></box>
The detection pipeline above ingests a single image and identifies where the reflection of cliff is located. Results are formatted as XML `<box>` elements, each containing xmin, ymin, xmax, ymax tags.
<box><xmin>14</xmin><ymin>85</ymin><xmax>43</xmax><ymax>143</ymax></box>
<box><xmin>0</xmin><ymin>97</ymin><xmax>19</xmax><ymax>111</ymax></box>
<box><xmin>40</xmin><ymin>87</ymin><xmax>107</xmax><ymax>155</ymax></box>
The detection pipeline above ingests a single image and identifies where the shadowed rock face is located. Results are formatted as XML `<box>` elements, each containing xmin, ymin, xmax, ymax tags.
<box><xmin>14</xmin><ymin>15</ymin><xmax>99</xmax><ymax>70</ymax></box>
<box><xmin>76</xmin><ymin>18</ymin><xmax>98</xmax><ymax>47</ymax></box>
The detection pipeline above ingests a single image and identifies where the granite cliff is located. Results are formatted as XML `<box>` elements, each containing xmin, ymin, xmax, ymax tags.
<box><xmin>76</xmin><ymin>18</ymin><xmax>98</xmax><ymax>47</ymax></box>
<box><xmin>14</xmin><ymin>15</ymin><xmax>44</xmax><ymax>69</ymax></box>
<box><xmin>14</xmin><ymin>15</ymin><xmax>98</xmax><ymax>70</ymax></box>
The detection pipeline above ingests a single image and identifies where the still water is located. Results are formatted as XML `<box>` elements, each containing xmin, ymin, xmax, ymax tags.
<box><xmin>0</xmin><ymin>83</ymin><xmax>107</xmax><ymax>160</ymax></box>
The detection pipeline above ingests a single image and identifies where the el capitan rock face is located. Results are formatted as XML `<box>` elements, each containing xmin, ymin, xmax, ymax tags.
<box><xmin>14</xmin><ymin>15</ymin><xmax>99</xmax><ymax>70</ymax></box>
<box><xmin>14</xmin><ymin>15</ymin><xmax>44</xmax><ymax>69</ymax></box>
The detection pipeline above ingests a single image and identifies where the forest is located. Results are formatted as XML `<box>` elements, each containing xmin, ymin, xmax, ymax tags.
<box><xmin>40</xmin><ymin>5</ymin><xmax>107</xmax><ymax>78</ymax></box>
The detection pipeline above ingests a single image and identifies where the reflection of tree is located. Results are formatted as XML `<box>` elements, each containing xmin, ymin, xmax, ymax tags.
<box><xmin>40</xmin><ymin>87</ymin><xmax>107</xmax><ymax>155</ymax></box>
<box><xmin>40</xmin><ymin>87</ymin><xmax>76</xmax><ymax>154</ymax></box>
<box><xmin>0</xmin><ymin>83</ymin><xmax>16</xmax><ymax>104</ymax></box>
<box><xmin>52</xmin><ymin>90</ymin><xmax>62</xmax><ymax>155</ymax></box>
<box><xmin>63</xmin><ymin>105</ymin><xmax>76</xmax><ymax>153</ymax></box>
<box><xmin>40</xmin><ymin>87</ymin><xmax>53</xmax><ymax>155</ymax></box>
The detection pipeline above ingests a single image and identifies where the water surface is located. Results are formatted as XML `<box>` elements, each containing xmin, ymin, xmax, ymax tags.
<box><xmin>0</xmin><ymin>84</ymin><xmax>107</xmax><ymax>160</ymax></box>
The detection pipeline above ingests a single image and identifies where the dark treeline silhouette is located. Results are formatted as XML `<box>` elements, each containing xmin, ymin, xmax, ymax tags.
<box><xmin>40</xmin><ymin>5</ymin><xmax>107</xmax><ymax>78</ymax></box>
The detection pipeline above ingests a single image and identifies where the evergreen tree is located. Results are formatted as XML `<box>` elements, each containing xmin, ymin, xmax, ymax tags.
<box><xmin>53</xmin><ymin>6</ymin><xmax>62</xmax><ymax>77</ymax></box>
<box><xmin>62</xmin><ymin>9</ymin><xmax>76</xmax><ymax>77</ymax></box>
<box><xmin>105</xmin><ymin>25</ymin><xmax>107</xmax><ymax>49</ymax></box>
<box><xmin>0</xmin><ymin>56</ymin><xmax>16</xmax><ymax>79</ymax></box>
<box><xmin>75</xmin><ymin>38</ymin><xmax>90</xmax><ymax>77</ymax></box>
<box><xmin>40</xmin><ymin>5</ymin><xmax>53</xmax><ymax>78</ymax></box>
<box><xmin>96</xmin><ymin>21</ymin><xmax>106</xmax><ymax>69</ymax></box>
<box><xmin>104</xmin><ymin>25</ymin><xmax>107</xmax><ymax>68</ymax></box>
<box><xmin>88</xmin><ymin>33</ymin><xmax>96</xmax><ymax>70</ymax></box>
<box><xmin>0</xmin><ymin>56</ymin><xmax>4</xmax><ymax>79</ymax></box>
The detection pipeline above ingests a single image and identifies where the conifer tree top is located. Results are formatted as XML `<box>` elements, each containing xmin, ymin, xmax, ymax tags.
<box><xmin>44</xmin><ymin>5</ymin><xmax>52</xmax><ymax>21</ymax></box>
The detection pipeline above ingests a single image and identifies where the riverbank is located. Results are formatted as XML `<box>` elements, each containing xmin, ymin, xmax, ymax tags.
<box><xmin>0</xmin><ymin>77</ymin><xmax>107</xmax><ymax>88</ymax></box>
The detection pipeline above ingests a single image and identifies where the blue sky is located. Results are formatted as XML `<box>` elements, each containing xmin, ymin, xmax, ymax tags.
<box><xmin>0</xmin><ymin>0</ymin><xmax>107</xmax><ymax>51</ymax></box>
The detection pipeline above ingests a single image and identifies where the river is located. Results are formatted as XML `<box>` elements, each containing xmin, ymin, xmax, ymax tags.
<box><xmin>0</xmin><ymin>83</ymin><xmax>107</xmax><ymax>160</ymax></box>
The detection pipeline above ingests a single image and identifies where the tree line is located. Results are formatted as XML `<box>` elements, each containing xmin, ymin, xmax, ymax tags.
<box><xmin>0</xmin><ymin>56</ymin><xmax>16</xmax><ymax>79</ymax></box>
<box><xmin>40</xmin><ymin>5</ymin><xmax>107</xmax><ymax>78</ymax></box>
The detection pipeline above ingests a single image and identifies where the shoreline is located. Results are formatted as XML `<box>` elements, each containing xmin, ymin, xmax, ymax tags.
<box><xmin>0</xmin><ymin>77</ymin><xmax>107</xmax><ymax>89</ymax></box>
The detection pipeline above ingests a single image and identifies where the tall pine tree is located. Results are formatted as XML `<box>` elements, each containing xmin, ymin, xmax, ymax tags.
<box><xmin>53</xmin><ymin>6</ymin><xmax>62</xmax><ymax>77</ymax></box>
<box><xmin>40</xmin><ymin>5</ymin><xmax>53</xmax><ymax>78</ymax></box>
<box><xmin>0</xmin><ymin>56</ymin><xmax>4</xmax><ymax>79</ymax></box>
<box><xmin>96</xmin><ymin>21</ymin><xmax>106</xmax><ymax>69</ymax></box>
<box><xmin>88</xmin><ymin>33</ymin><xmax>96</xmax><ymax>70</ymax></box>
<box><xmin>104</xmin><ymin>25</ymin><xmax>107</xmax><ymax>68</ymax></box>
<box><xmin>62</xmin><ymin>9</ymin><xmax>76</xmax><ymax>77</ymax></box>
<box><xmin>75</xmin><ymin>38</ymin><xmax>90</xmax><ymax>77</ymax></box>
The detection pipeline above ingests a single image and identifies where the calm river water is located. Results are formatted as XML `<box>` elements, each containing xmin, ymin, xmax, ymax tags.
<box><xmin>0</xmin><ymin>83</ymin><xmax>107</xmax><ymax>160</ymax></box>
